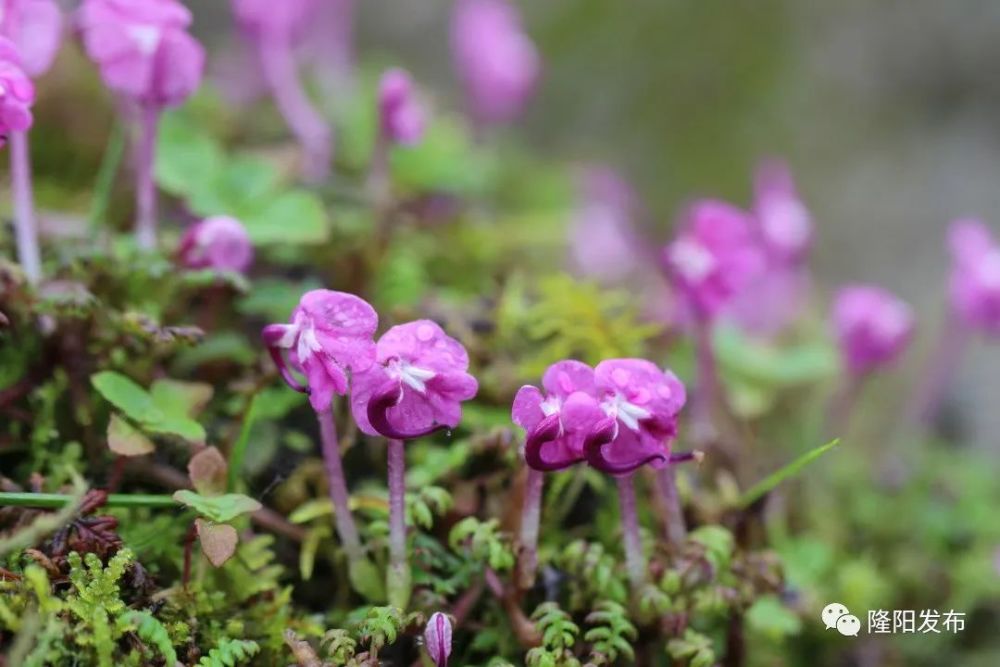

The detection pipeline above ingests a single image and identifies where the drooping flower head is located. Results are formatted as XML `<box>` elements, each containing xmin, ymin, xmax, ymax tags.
<box><xmin>351</xmin><ymin>320</ymin><xmax>478</xmax><ymax>440</ymax></box>
<box><xmin>568</xmin><ymin>167</ymin><xmax>644</xmax><ymax>283</ymax></box>
<box><xmin>423</xmin><ymin>612</ymin><xmax>453</xmax><ymax>667</ymax></box>
<box><xmin>753</xmin><ymin>159</ymin><xmax>813</xmax><ymax>265</ymax></box>
<box><xmin>262</xmin><ymin>290</ymin><xmax>378</xmax><ymax>412</ymax></box>
<box><xmin>231</xmin><ymin>0</ymin><xmax>318</xmax><ymax>43</ymax></box>
<box><xmin>0</xmin><ymin>0</ymin><xmax>62</xmax><ymax>77</ymax></box>
<box><xmin>512</xmin><ymin>360</ymin><xmax>603</xmax><ymax>471</ymax></box>
<box><xmin>586</xmin><ymin>359</ymin><xmax>687</xmax><ymax>475</ymax></box>
<box><xmin>725</xmin><ymin>160</ymin><xmax>814</xmax><ymax>336</ymax></box>
<box><xmin>0</xmin><ymin>37</ymin><xmax>33</xmax><ymax>146</ymax></box>
<box><xmin>178</xmin><ymin>215</ymin><xmax>253</xmax><ymax>274</ymax></box>
<box><xmin>663</xmin><ymin>199</ymin><xmax>765</xmax><ymax>321</ymax></box>
<box><xmin>78</xmin><ymin>0</ymin><xmax>205</xmax><ymax>107</ymax></box>
<box><xmin>948</xmin><ymin>218</ymin><xmax>1000</xmax><ymax>336</ymax></box>
<box><xmin>450</xmin><ymin>0</ymin><xmax>540</xmax><ymax>125</ymax></box>
<box><xmin>378</xmin><ymin>68</ymin><xmax>426</xmax><ymax>146</ymax></box>
<box><xmin>832</xmin><ymin>285</ymin><xmax>914</xmax><ymax>376</ymax></box>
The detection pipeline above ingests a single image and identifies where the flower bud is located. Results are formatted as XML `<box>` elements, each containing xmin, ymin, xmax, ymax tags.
<box><xmin>424</xmin><ymin>612</ymin><xmax>452</xmax><ymax>667</ymax></box>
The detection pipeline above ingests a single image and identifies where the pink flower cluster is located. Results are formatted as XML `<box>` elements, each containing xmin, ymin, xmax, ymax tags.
<box><xmin>78</xmin><ymin>0</ymin><xmax>204</xmax><ymax>108</ymax></box>
<box><xmin>832</xmin><ymin>285</ymin><xmax>914</xmax><ymax>376</ymax></box>
<box><xmin>378</xmin><ymin>68</ymin><xmax>426</xmax><ymax>147</ymax></box>
<box><xmin>948</xmin><ymin>218</ymin><xmax>1000</xmax><ymax>336</ymax></box>
<box><xmin>178</xmin><ymin>216</ymin><xmax>253</xmax><ymax>274</ymax></box>
<box><xmin>513</xmin><ymin>358</ymin><xmax>686</xmax><ymax>476</ymax></box>
<box><xmin>0</xmin><ymin>37</ymin><xmax>33</xmax><ymax>145</ymax></box>
<box><xmin>263</xmin><ymin>291</ymin><xmax>477</xmax><ymax>437</ymax></box>
<box><xmin>0</xmin><ymin>0</ymin><xmax>62</xmax><ymax>77</ymax></box>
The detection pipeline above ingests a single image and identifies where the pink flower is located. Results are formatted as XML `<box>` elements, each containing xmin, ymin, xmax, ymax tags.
<box><xmin>78</xmin><ymin>0</ymin><xmax>204</xmax><ymax>107</ymax></box>
<box><xmin>568</xmin><ymin>168</ymin><xmax>644</xmax><ymax>283</ymax></box>
<box><xmin>663</xmin><ymin>200</ymin><xmax>765</xmax><ymax>321</ymax></box>
<box><xmin>262</xmin><ymin>290</ymin><xmax>378</xmax><ymax>412</ymax></box>
<box><xmin>424</xmin><ymin>612</ymin><xmax>453</xmax><ymax>667</ymax></box>
<box><xmin>512</xmin><ymin>360</ymin><xmax>604</xmax><ymax>471</ymax></box>
<box><xmin>351</xmin><ymin>320</ymin><xmax>478</xmax><ymax>440</ymax></box>
<box><xmin>0</xmin><ymin>0</ymin><xmax>63</xmax><ymax>77</ymax></box>
<box><xmin>585</xmin><ymin>359</ymin><xmax>687</xmax><ymax>475</ymax></box>
<box><xmin>451</xmin><ymin>0</ymin><xmax>540</xmax><ymax>125</ymax></box>
<box><xmin>832</xmin><ymin>285</ymin><xmax>914</xmax><ymax>375</ymax></box>
<box><xmin>231</xmin><ymin>0</ymin><xmax>319</xmax><ymax>42</ymax></box>
<box><xmin>753</xmin><ymin>159</ymin><xmax>813</xmax><ymax>264</ymax></box>
<box><xmin>948</xmin><ymin>218</ymin><xmax>1000</xmax><ymax>336</ymax></box>
<box><xmin>378</xmin><ymin>68</ymin><xmax>426</xmax><ymax>146</ymax></box>
<box><xmin>0</xmin><ymin>37</ymin><xmax>33</xmax><ymax>146</ymax></box>
<box><xmin>178</xmin><ymin>216</ymin><xmax>253</xmax><ymax>274</ymax></box>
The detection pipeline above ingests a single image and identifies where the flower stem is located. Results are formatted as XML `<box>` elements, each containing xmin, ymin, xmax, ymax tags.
<box><xmin>655</xmin><ymin>465</ymin><xmax>687</xmax><ymax>547</ymax></box>
<box><xmin>824</xmin><ymin>373</ymin><xmax>863</xmax><ymax>438</ymax></box>
<box><xmin>316</xmin><ymin>410</ymin><xmax>363</xmax><ymax>563</ymax></box>
<box><xmin>0</xmin><ymin>492</ymin><xmax>177</xmax><ymax>508</ymax></box>
<box><xmin>135</xmin><ymin>105</ymin><xmax>159</xmax><ymax>250</ymax></box>
<box><xmin>258</xmin><ymin>38</ymin><xmax>331</xmax><ymax>182</ymax></box>
<box><xmin>693</xmin><ymin>318</ymin><xmax>720</xmax><ymax>440</ymax></box>
<box><xmin>905</xmin><ymin>316</ymin><xmax>970</xmax><ymax>427</ymax></box>
<box><xmin>516</xmin><ymin>466</ymin><xmax>544</xmax><ymax>589</ymax></box>
<box><xmin>386</xmin><ymin>438</ymin><xmax>411</xmax><ymax>609</ymax></box>
<box><xmin>9</xmin><ymin>132</ymin><xmax>41</xmax><ymax>284</ymax></box>
<box><xmin>616</xmin><ymin>474</ymin><xmax>647</xmax><ymax>592</ymax></box>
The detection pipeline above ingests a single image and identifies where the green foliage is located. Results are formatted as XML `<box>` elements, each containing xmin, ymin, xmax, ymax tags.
<box><xmin>449</xmin><ymin>517</ymin><xmax>515</xmax><ymax>571</ymax></box>
<box><xmin>356</xmin><ymin>606</ymin><xmax>405</xmax><ymax>653</ymax></box>
<box><xmin>172</xmin><ymin>490</ymin><xmax>262</xmax><ymax>523</ymax></box>
<box><xmin>197</xmin><ymin>638</ymin><xmax>261</xmax><ymax>666</ymax></box>
<box><xmin>526</xmin><ymin>603</ymin><xmax>580</xmax><ymax>667</ymax></box>
<box><xmin>666</xmin><ymin>629</ymin><xmax>716</xmax><ymax>667</ymax></box>
<box><xmin>91</xmin><ymin>371</ymin><xmax>208</xmax><ymax>442</ymax></box>
<box><xmin>321</xmin><ymin>629</ymin><xmax>358</xmax><ymax>665</ymax></box>
<box><xmin>406</xmin><ymin>485</ymin><xmax>453</xmax><ymax>529</ymax></box>
<box><xmin>583</xmin><ymin>601</ymin><xmax>638</xmax><ymax>664</ymax></box>
<box><xmin>497</xmin><ymin>274</ymin><xmax>661</xmax><ymax>377</ymax></box>
<box><xmin>558</xmin><ymin>540</ymin><xmax>627</xmax><ymax>611</ymax></box>
<box><xmin>128</xmin><ymin>611</ymin><xmax>178</xmax><ymax>665</ymax></box>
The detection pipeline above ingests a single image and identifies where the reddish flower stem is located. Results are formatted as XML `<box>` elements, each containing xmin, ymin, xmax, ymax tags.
<box><xmin>516</xmin><ymin>466</ymin><xmax>544</xmax><ymax>589</ymax></box>
<box><xmin>387</xmin><ymin>437</ymin><xmax>411</xmax><ymax>609</ymax></box>
<box><xmin>182</xmin><ymin>521</ymin><xmax>197</xmax><ymax>589</ymax></box>
<box><xmin>258</xmin><ymin>38</ymin><xmax>331</xmax><ymax>183</ymax></box>
<box><xmin>316</xmin><ymin>409</ymin><xmax>364</xmax><ymax>563</ymax></box>
<box><xmin>692</xmin><ymin>317</ymin><xmax>720</xmax><ymax>439</ymax></box>
<box><xmin>10</xmin><ymin>132</ymin><xmax>41</xmax><ymax>283</ymax></box>
<box><xmin>655</xmin><ymin>465</ymin><xmax>686</xmax><ymax>547</ymax></box>
<box><xmin>616</xmin><ymin>474</ymin><xmax>647</xmax><ymax>592</ymax></box>
<box><xmin>135</xmin><ymin>105</ymin><xmax>159</xmax><ymax>250</ymax></box>
<box><xmin>906</xmin><ymin>316</ymin><xmax>971</xmax><ymax>427</ymax></box>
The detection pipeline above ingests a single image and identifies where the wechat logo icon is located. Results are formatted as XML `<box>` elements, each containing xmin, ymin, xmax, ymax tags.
<box><xmin>822</xmin><ymin>602</ymin><xmax>861</xmax><ymax>637</ymax></box>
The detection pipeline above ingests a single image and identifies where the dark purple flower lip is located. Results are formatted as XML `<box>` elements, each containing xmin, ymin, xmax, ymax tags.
<box><xmin>669</xmin><ymin>450</ymin><xmax>705</xmax><ymax>465</ymax></box>
<box><xmin>523</xmin><ymin>413</ymin><xmax>584</xmax><ymax>472</ymax></box>
<box><xmin>367</xmin><ymin>378</ymin><xmax>446</xmax><ymax>440</ymax></box>
<box><xmin>261</xmin><ymin>325</ymin><xmax>310</xmax><ymax>394</ymax></box>
<box><xmin>584</xmin><ymin>416</ymin><xmax>668</xmax><ymax>475</ymax></box>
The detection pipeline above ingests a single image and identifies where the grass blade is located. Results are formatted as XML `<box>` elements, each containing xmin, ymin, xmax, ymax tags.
<box><xmin>739</xmin><ymin>439</ymin><xmax>840</xmax><ymax>509</ymax></box>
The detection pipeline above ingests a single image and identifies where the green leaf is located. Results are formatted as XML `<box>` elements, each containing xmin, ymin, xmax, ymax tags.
<box><xmin>91</xmin><ymin>372</ymin><xmax>161</xmax><ymax>424</ymax></box>
<box><xmin>238</xmin><ymin>277</ymin><xmax>324</xmax><ymax>321</ymax></box>
<box><xmin>172</xmin><ymin>490</ymin><xmax>262</xmax><ymax>523</ymax></box>
<box><xmin>155</xmin><ymin>112</ymin><xmax>224</xmax><ymax>198</ymax></box>
<box><xmin>739</xmin><ymin>439</ymin><xmax>841</xmax><ymax>509</ymax></box>
<box><xmin>745</xmin><ymin>595</ymin><xmax>802</xmax><ymax>640</ymax></box>
<box><xmin>107</xmin><ymin>414</ymin><xmax>155</xmax><ymax>457</ymax></box>
<box><xmin>196</xmin><ymin>519</ymin><xmax>239</xmax><ymax>567</ymax></box>
<box><xmin>150</xmin><ymin>379</ymin><xmax>213</xmax><ymax>419</ymax></box>
<box><xmin>243</xmin><ymin>191</ymin><xmax>328</xmax><ymax>245</ymax></box>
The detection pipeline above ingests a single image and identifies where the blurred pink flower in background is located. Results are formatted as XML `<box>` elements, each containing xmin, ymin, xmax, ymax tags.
<box><xmin>948</xmin><ymin>218</ymin><xmax>1000</xmax><ymax>336</ymax></box>
<box><xmin>663</xmin><ymin>199</ymin><xmax>765</xmax><ymax>322</ymax></box>
<box><xmin>78</xmin><ymin>0</ymin><xmax>204</xmax><ymax>107</ymax></box>
<box><xmin>725</xmin><ymin>160</ymin><xmax>814</xmax><ymax>336</ymax></box>
<box><xmin>568</xmin><ymin>167</ymin><xmax>645</xmax><ymax>283</ymax></box>
<box><xmin>451</xmin><ymin>0</ymin><xmax>540</xmax><ymax>126</ymax></box>
<box><xmin>262</xmin><ymin>290</ymin><xmax>379</xmax><ymax>412</ymax></box>
<box><xmin>0</xmin><ymin>0</ymin><xmax>62</xmax><ymax>77</ymax></box>
<box><xmin>0</xmin><ymin>37</ymin><xmax>34</xmax><ymax>145</ymax></box>
<box><xmin>178</xmin><ymin>215</ymin><xmax>253</xmax><ymax>274</ymax></box>
<box><xmin>513</xmin><ymin>360</ymin><xmax>603</xmax><ymax>471</ymax></box>
<box><xmin>378</xmin><ymin>68</ymin><xmax>426</xmax><ymax>146</ymax></box>
<box><xmin>832</xmin><ymin>285</ymin><xmax>914</xmax><ymax>375</ymax></box>
<box><xmin>231</xmin><ymin>0</ymin><xmax>318</xmax><ymax>42</ymax></box>
<box><xmin>351</xmin><ymin>320</ymin><xmax>478</xmax><ymax>439</ymax></box>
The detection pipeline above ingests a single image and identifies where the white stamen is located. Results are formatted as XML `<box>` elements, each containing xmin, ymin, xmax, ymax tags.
<box><xmin>602</xmin><ymin>392</ymin><xmax>650</xmax><ymax>431</ymax></box>
<box><xmin>389</xmin><ymin>359</ymin><xmax>436</xmax><ymax>393</ymax></box>
<box><xmin>128</xmin><ymin>25</ymin><xmax>162</xmax><ymax>56</ymax></box>
<box><xmin>668</xmin><ymin>238</ymin><xmax>716</xmax><ymax>282</ymax></box>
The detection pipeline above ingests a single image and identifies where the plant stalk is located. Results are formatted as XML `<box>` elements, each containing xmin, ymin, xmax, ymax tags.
<box><xmin>692</xmin><ymin>318</ymin><xmax>720</xmax><ymax>440</ymax></box>
<box><xmin>135</xmin><ymin>104</ymin><xmax>159</xmax><ymax>250</ymax></box>
<box><xmin>386</xmin><ymin>437</ymin><xmax>411</xmax><ymax>609</ymax></box>
<box><xmin>616</xmin><ymin>474</ymin><xmax>647</xmax><ymax>592</ymax></box>
<box><xmin>655</xmin><ymin>465</ymin><xmax>687</xmax><ymax>547</ymax></box>
<box><xmin>316</xmin><ymin>409</ymin><xmax>364</xmax><ymax>563</ymax></box>
<box><xmin>516</xmin><ymin>466</ymin><xmax>544</xmax><ymax>589</ymax></box>
<box><xmin>10</xmin><ymin>131</ymin><xmax>41</xmax><ymax>283</ymax></box>
<box><xmin>0</xmin><ymin>492</ymin><xmax>177</xmax><ymax>508</ymax></box>
<box><xmin>905</xmin><ymin>316</ymin><xmax>971</xmax><ymax>428</ymax></box>
<box><xmin>258</xmin><ymin>38</ymin><xmax>331</xmax><ymax>182</ymax></box>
